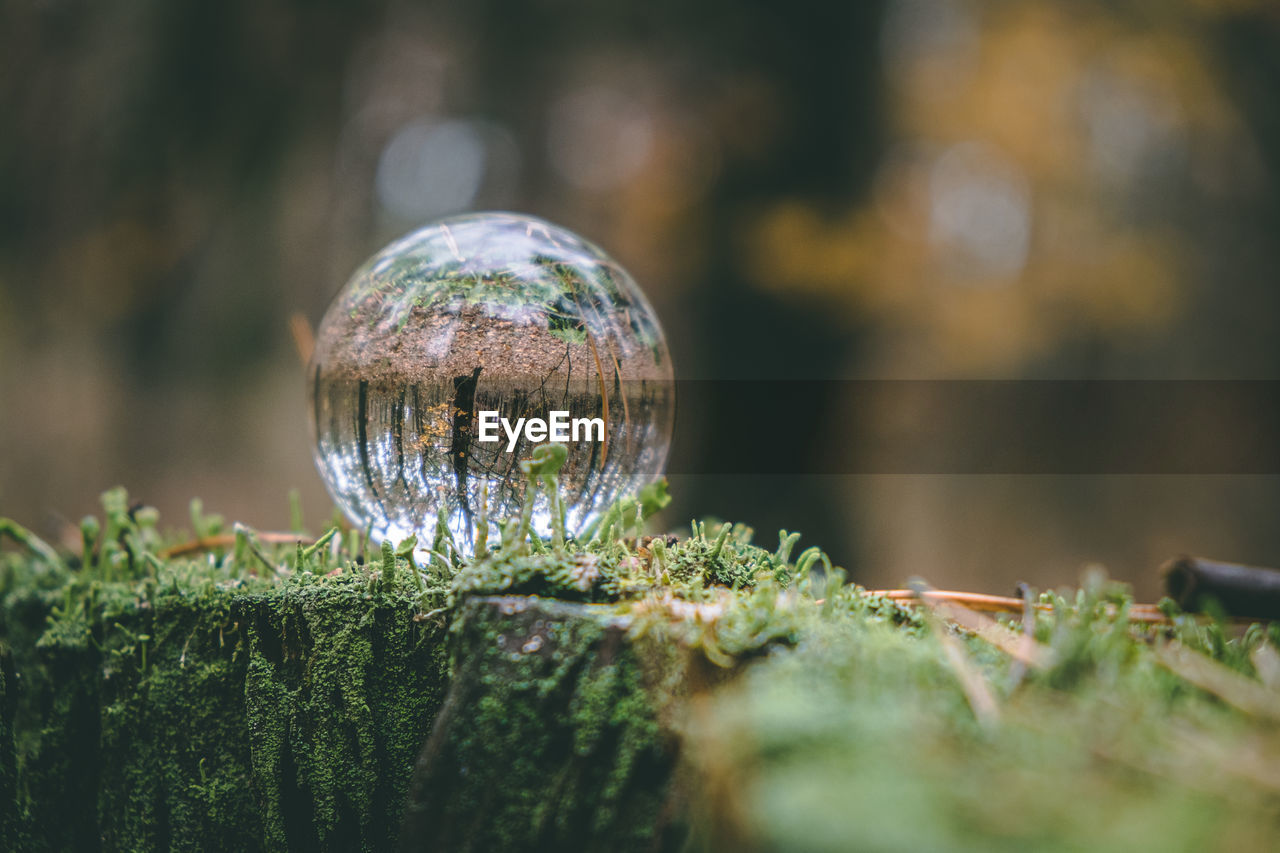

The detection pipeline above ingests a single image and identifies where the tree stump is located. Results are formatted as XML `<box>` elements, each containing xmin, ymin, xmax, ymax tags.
<box><xmin>400</xmin><ymin>596</ymin><xmax>683</xmax><ymax>853</ymax></box>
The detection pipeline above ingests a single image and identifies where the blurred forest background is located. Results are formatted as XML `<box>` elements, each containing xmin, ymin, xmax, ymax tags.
<box><xmin>3</xmin><ymin>0</ymin><xmax>1280</xmax><ymax>598</ymax></box>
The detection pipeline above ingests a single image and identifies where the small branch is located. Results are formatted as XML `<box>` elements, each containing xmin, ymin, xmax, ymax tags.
<box><xmin>1153</xmin><ymin>642</ymin><xmax>1280</xmax><ymax>724</ymax></box>
<box><xmin>870</xmin><ymin>589</ymin><xmax>1174</xmax><ymax>625</ymax></box>
<box><xmin>911</xmin><ymin>582</ymin><xmax>1000</xmax><ymax>727</ymax></box>
<box><xmin>933</xmin><ymin>597</ymin><xmax>1053</xmax><ymax>668</ymax></box>
<box><xmin>161</xmin><ymin>532</ymin><xmax>314</xmax><ymax>559</ymax></box>
<box><xmin>1163</xmin><ymin>556</ymin><xmax>1280</xmax><ymax>620</ymax></box>
<box><xmin>289</xmin><ymin>312</ymin><xmax>315</xmax><ymax>367</ymax></box>
<box><xmin>1251</xmin><ymin>643</ymin><xmax>1280</xmax><ymax>692</ymax></box>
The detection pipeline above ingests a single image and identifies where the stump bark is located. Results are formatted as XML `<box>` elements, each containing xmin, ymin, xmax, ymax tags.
<box><xmin>400</xmin><ymin>596</ymin><xmax>683</xmax><ymax>853</ymax></box>
<box><xmin>0</xmin><ymin>569</ymin><xmax>692</xmax><ymax>852</ymax></box>
<box><xmin>0</xmin><ymin>575</ymin><xmax>450</xmax><ymax>851</ymax></box>
<box><xmin>7</xmin><ymin>542</ymin><xmax>1280</xmax><ymax>852</ymax></box>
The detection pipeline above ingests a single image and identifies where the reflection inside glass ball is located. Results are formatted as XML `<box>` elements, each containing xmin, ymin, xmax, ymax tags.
<box><xmin>308</xmin><ymin>212</ymin><xmax>674</xmax><ymax>554</ymax></box>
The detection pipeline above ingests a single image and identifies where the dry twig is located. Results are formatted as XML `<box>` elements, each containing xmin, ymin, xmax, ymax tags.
<box><xmin>871</xmin><ymin>588</ymin><xmax>1172</xmax><ymax>625</ymax></box>
<box><xmin>160</xmin><ymin>532</ymin><xmax>315</xmax><ymax>559</ymax></box>
<box><xmin>1153</xmin><ymin>642</ymin><xmax>1280</xmax><ymax>724</ymax></box>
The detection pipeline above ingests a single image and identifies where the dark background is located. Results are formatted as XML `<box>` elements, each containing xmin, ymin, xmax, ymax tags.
<box><xmin>4</xmin><ymin>0</ymin><xmax>1280</xmax><ymax>598</ymax></box>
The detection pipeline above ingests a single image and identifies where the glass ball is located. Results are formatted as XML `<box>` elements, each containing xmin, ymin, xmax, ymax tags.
<box><xmin>308</xmin><ymin>212</ymin><xmax>674</xmax><ymax>554</ymax></box>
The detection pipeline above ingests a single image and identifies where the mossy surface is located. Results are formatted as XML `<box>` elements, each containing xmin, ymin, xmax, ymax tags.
<box><xmin>5</xmin><ymin>478</ymin><xmax>1280</xmax><ymax>852</ymax></box>
<box><xmin>684</xmin><ymin>580</ymin><xmax>1280</xmax><ymax>852</ymax></box>
<box><xmin>0</xmin><ymin>472</ymin><xmax>837</xmax><ymax>852</ymax></box>
<box><xmin>401</xmin><ymin>596</ymin><xmax>679</xmax><ymax>853</ymax></box>
<box><xmin>0</xmin><ymin>493</ymin><xmax>450</xmax><ymax>852</ymax></box>
<box><xmin>3</xmin><ymin>575</ymin><xmax>448</xmax><ymax>851</ymax></box>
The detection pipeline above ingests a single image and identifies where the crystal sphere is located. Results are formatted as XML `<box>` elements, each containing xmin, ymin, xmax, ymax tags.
<box><xmin>308</xmin><ymin>212</ymin><xmax>674</xmax><ymax>553</ymax></box>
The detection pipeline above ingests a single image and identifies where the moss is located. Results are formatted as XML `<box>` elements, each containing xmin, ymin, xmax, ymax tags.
<box><xmin>7</xmin><ymin>479</ymin><xmax>1280</xmax><ymax>852</ymax></box>
<box><xmin>239</xmin><ymin>578</ymin><xmax>447</xmax><ymax>851</ymax></box>
<box><xmin>0</xmin><ymin>646</ymin><xmax>25</xmax><ymax>849</ymax></box>
<box><xmin>401</xmin><ymin>596</ymin><xmax>681</xmax><ymax>853</ymax></box>
<box><xmin>93</xmin><ymin>591</ymin><xmax>258</xmax><ymax>851</ymax></box>
<box><xmin>0</xmin><ymin>509</ymin><xmax>451</xmax><ymax>852</ymax></box>
<box><xmin>682</xmin><ymin>577</ymin><xmax>1280</xmax><ymax>852</ymax></box>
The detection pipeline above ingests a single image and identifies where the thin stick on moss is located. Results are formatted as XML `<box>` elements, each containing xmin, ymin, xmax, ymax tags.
<box><xmin>871</xmin><ymin>589</ymin><xmax>1174</xmax><ymax>624</ymax></box>
<box><xmin>162</xmin><ymin>531</ymin><xmax>317</xmax><ymax>559</ymax></box>
<box><xmin>913</xmin><ymin>587</ymin><xmax>1053</xmax><ymax>669</ymax></box>
<box><xmin>1154</xmin><ymin>642</ymin><xmax>1280</xmax><ymax>723</ymax></box>
<box><xmin>912</xmin><ymin>581</ymin><xmax>1001</xmax><ymax>727</ymax></box>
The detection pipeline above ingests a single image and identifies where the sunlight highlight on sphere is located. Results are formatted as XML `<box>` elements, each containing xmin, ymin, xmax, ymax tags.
<box><xmin>308</xmin><ymin>212</ymin><xmax>675</xmax><ymax>553</ymax></box>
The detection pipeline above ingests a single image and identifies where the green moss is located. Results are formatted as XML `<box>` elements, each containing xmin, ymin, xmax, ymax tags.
<box><xmin>0</xmin><ymin>493</ymin><xmax>451</xmax><ymax>852</ymax></box>
<box><xmin>401</xmin><ymin>596</ymin><xmax>680</xmax><ymax>853</ymax></box>
<box><xmin>0</xmin><ymin>646</ymin><xmax>22</xmax><ymax>849</ymax></box>
<box><xmin>239</xmin><ymin>579</ymin><xmax>447</xmax><ymax>850</ymax></box>
<box><xmin>5</xmin><ymin>478</ymin><xmax>1280</xmax><ymax>852</ymax></box>
<box><xmin>682</xmin><ymin>575</ymin><xmax>1280</xmax><ymax>852</ymax></box>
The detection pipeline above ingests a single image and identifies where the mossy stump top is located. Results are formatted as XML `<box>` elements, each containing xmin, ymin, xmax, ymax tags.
<box><xmin>4</xmin><ymin>489</ymin><xmax>1280</xmax><ymax>851</ymax></box>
